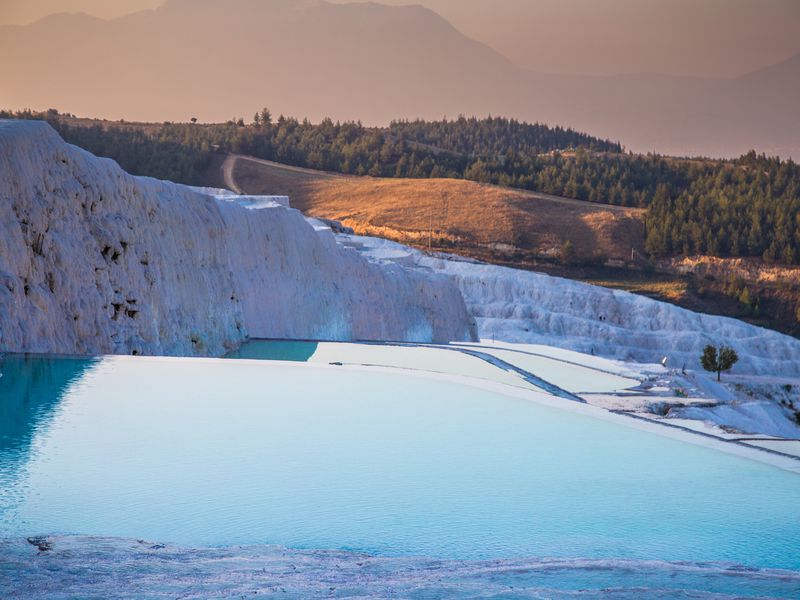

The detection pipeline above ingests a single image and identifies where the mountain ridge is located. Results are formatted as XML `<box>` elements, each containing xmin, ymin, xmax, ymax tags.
<box><xmin>1</xmin><ymin>0</ymin><xmax>797</xmax><ymax>157</ymax></box>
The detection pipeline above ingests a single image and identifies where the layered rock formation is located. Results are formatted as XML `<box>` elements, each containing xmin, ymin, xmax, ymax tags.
<box><xmin>344</xmin><ymin>235</ymin><xmax>800</xmax><ymax>377</ymax></box>
<box><xmin>0</xmin><ymin>121</ymin><xmax>475</xmax><ymax>356</ymax></box>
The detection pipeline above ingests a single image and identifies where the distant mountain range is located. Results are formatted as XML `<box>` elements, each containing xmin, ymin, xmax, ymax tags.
<box><xmin>2</xmin><ymin>0</ymin><xmax>798</xmax><ymax>158</ymax></box>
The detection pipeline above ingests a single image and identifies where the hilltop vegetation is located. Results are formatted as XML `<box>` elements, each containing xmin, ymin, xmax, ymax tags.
<box><xmin>645</xmin><ymin>153</ymin><xmax>800</xmax><ymax>264</ymax></box>
<box><xmin>3</xmin><ymin>108</ymin><xmax>799</xmax><ymax>265</ymax></box>
<box><xmin>1</xmin><ymin>108</ymin><xmax>620</xmax><ymax>183</ymax></box>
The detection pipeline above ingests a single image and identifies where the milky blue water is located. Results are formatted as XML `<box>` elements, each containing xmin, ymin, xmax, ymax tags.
<box><xmin>225</xmin><ymin>340</ymin><xmax>318</xmax><ymax>361</ymax></box>
<box><xmin>2</xmin><ymin>354</ymin><xmax>799</xmax><ymax>598</ymax></box>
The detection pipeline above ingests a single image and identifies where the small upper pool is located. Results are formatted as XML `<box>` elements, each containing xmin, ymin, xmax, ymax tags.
<box><xmin>1</xmin><ymin>352</ymin><xmax>799</xmax><ymax>579</ymax></box>
<box><xmin>226</xmin><ymin>340</ymin><xmax>320</xmax><ymax>362</ymax></box>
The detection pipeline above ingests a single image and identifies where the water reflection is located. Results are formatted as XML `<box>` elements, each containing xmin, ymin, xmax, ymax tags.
<box><xmin>0</xmin><ymin>354</ymin><xmax>98</xmax><ymax>465</ymax></box>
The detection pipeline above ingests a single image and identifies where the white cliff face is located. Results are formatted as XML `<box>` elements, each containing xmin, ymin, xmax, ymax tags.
<box><xmin>0</xmin><ymin>121</ymin><xmax>474</xmax><ymax>356</ymax></box>
<box><xmin>427</xmin><ymin>259</ymin><xmax>800</xmax><ymax>378</ymax></box>
<box><xmin>343</xmin><ymin>235</ymin><xmax>800</xmax><ymax>378</ymax></box>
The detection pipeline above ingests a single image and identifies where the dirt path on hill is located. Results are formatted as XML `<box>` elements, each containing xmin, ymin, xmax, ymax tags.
<box><xmin>221</xmin><ymin>154</ymin><xmax>243</xmax><ymax>194</ymax></box>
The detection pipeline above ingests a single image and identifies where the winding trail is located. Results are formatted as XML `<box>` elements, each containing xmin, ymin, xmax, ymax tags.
<box><xmin>221</xmin><ymin>154</ymin><xmax>243</xmax><ymax>194</ymax></box>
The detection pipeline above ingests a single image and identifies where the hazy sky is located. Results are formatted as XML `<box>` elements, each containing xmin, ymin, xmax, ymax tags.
<box><xmin>0</xmin><ymin>0</ymin><xmax>163</xmax><ymax>23</ymax></box>
<box><xmin>2</xmin><ymin>0</ymin><xmax>799</xmax><ymax>76</ymax></box>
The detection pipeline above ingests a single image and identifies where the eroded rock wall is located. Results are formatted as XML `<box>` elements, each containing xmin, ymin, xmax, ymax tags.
<box><xmin>0</xmin><ymin>121</ymin><xmax>474</xmax><ymax>356</ymax></box>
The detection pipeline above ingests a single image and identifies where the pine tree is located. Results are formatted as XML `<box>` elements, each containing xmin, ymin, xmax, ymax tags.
<box><xmin>700</xmin><ymin>345</ymin><xmax>739</xmax><ymax>381</ymax></box>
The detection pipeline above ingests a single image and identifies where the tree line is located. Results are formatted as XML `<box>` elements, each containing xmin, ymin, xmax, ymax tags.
<box><xmin>3</xmin><ymin>108</ymin><xmax>798</xmax><ymax>264</ymax></box>
<box><xmin>644</xmin><ymin>152</ymin><xmax>800</xmax><ymax>264</ymax></box>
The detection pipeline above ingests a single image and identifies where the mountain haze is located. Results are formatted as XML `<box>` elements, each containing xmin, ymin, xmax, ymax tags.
<box><xmin>351</xmin><ymin>0</ymin><xmax>800</xmax><ymax>78</ymax></box>
<box><xmin>2</xmin><ymin>0</ymin><xmax>798</xmax><ymax>157</ymax></box>
<box><xmin>5</xmin><ymin>0</ymin><xmax>798</xmax><ymax>78</ymax></box>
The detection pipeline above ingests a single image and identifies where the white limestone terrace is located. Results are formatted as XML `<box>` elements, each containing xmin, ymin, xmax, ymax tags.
<box><xmin>190</xmin><ymin>186</ymin><xmax>290</xmax><ymax>209</ymax></box>
<box><xmin>341</xmin><ymin>235</ymin><xmax>800</xmax><ymax>378</ymax></box>
<box><xmin>336</xmin><ymin>235</ymin><xmax>800</xmax><ymax>439</ymax></box>
<box><xmin>0</xmin><ymin>120</ymin><xmax>475</xmax><ymax>356</ymax></box>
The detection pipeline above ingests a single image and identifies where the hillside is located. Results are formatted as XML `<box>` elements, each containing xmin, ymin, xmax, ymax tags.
<box><xmin>217</xmin><ymin>153</ymin><xmax>645</xmax><ymax>265</ymax></box>
<box><xmin>5</xmin><ymin>110</ymin><xmax>798</xmax><ymax>335</ymax></box>
<box><xmin>9</xmin><ymin>111</ymin><xmax>796</xmax><ymax>268</ymax></box>
<box><xmin>1</xmin><ymin>0</ymin><xmax>798</xmax><ymax>158</ymax></box>
<box><xmin>216</xmin><ymin>153</ymin><xmax>800</xmax><ymax>338</ymax></box>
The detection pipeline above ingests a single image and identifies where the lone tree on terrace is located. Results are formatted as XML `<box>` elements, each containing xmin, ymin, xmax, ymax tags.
<box><xmin>700</xmin><ymin>345</ymin><xmax>739</xmax><ymax>381</ymax></box>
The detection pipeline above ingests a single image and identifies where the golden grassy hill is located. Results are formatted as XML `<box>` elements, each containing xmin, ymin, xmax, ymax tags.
<box><xmin>222</xmin><ymin>154</ymin><xmax>645</xmax><ymax>265</ymax></box>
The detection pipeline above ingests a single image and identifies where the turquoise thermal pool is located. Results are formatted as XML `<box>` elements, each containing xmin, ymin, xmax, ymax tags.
<box><xmin>2</xmin><ymin>352</ymin><xmax>800</xmax><ymax>597</ymax></box>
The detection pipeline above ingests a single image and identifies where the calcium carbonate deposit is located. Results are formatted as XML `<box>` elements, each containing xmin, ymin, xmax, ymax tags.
<box><xmin>0</xmin><ymin>120</ymin><xmax>475</xmax><ymax>356</ymax></box>
<box><xmin>343</xmin><ymin>235</ymin><xmax>800</xmax><ymax>379</ymax></box>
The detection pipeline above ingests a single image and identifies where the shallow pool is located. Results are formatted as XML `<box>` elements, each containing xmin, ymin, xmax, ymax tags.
<box><xmin>1</xmin><ymin>353</ymin><xmax>800</xmax><ymax>597</ymax></box>
<box><xmin>225</xmin><ymin>340</ymin><xmax>319</xmax><ymax>362</ymax></box>
<box><xmin>226</xmin><ymin>339</ymin><xmax>544</xmax><ymax>391</ymax></box>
